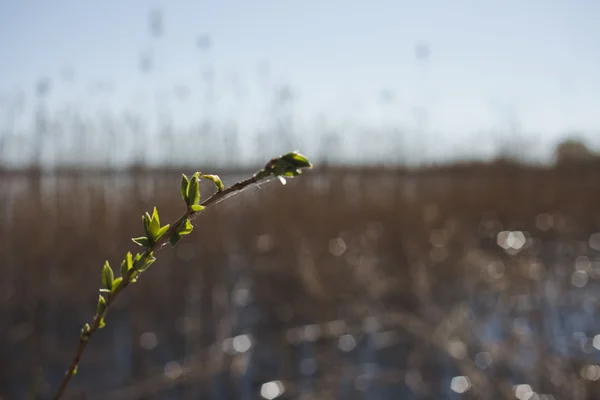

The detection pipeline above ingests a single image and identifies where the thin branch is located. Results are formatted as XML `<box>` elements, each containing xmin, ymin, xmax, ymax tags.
<box><xmin>50</xmin><ymin>160</ymin><xmax>303</xmax><ymax>399</ymax></box>
<box><xmin>51</xmin><ymin>152</ymin><xmax>312</xmax><ymax>399</ymax></box>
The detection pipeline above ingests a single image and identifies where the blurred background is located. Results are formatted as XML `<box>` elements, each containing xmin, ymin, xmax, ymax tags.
<box><xmin>2</xmin><ymin>1</ymin><xmax>600</xmax><ymax>399</ymax></box>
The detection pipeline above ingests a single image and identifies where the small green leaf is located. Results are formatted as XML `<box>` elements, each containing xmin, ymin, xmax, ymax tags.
<box><xmin>129</xmin><ymin>253</ymin><xmax>144</xmax><ymax>280</ymax></box>
<box><xmin>101</xmin><ymin>261</ymin><xmax>114</xmax><ymax>291</ymax></box>
<box><xmin>97</xmin><ymin>295</ymin><xmax>107</xmax><ymax>313</ymax></box>
<box><xmin>142</xmin><ymin>213</ymin><xmax>152</xmax><ymax>239</ymax></box>
<box><xmin>202</xmin><ymin>174</ymin><xmax>225</xmax><ymax>192</ymax></box>
<box><xmin>132</xmin><ymin>236</ymin><xmax>151</xmax><ymax>248</ymax></box>
<box><xmin>280</xmin><ymin>151</ymin><xmax>312</xmax><ymax>169</ymax></box>
<box><xmin>80</xmin><ymin>323</ymin><xmax>91</xmax><ymax>341</ymax></box>
<box><xmin>181</xmin><ymin>174</ymin><xmax>190</xmax><ymax>203</ymax></box>
<box><xmin>180</xmin><ymin>219</ymin><xmax>193</xmax><ymax>234</ymax></box>
<box><xmin>155</xmin><ymin>224</ymin><xmax>170</xmax><ymax>240</ymax></box>
<box><xmin>99</xmin><ymin>288</ymin><xmax>111</xmax><ymax>294</ymax></box>
<box><xmin>283</xmin><ymin>168</ymin><xmax>300</xmax><ymax>177</ymax></box>
<box><xmin>190</xmin><ymin>204</ymin><xmax>205</xmax><ymax>212</ymax></box>
<box><xmin>73</xmin><ymin>365</ymin><xmax>78</xmax><ymax>375</ymax></box>
<box><xmin>170</xmin><ymin>231</ymin><xmax>182</xmax><ymax>247</ymax></box>
<box><xmin>150</xmin><ymin>207</ymin><xmax>160</xmax><ymax>236</ymax></box>
<box><xmin>169</xmin><ymin>219</ymin><xmax>193</xmax><ymax>247</ymax></box>
<box><xmin>187</xmin><ymin>173</ymin><xmax>200</xmax><ymax>206</ymax></box>
<box><xmin>98</xmin><ymin>317</ymin><xmax>106</xmax><ymax>329</ymax></box>
<box><xmin>262</xmin><ymin>151</ymin><xmax>313</xmax><ymax>179</ymax></box>
<box><xmin>111</xmin><ymin>277</ymin><xmax>122</xmax><ymax>292</ymax></box>
<box><xmin>121</xmin><ymin>252</ymin><xmax>133</xmax><ymax>278</ymax></box>
<box><xmin>272</xmin><ymin>161</ymin><xmax>298</xmax><ymax>177</ymax></box>
<box><xmin>137</xmin><ymin>253</ymin><xmax>156</xmax><ymax>272</ymax></box>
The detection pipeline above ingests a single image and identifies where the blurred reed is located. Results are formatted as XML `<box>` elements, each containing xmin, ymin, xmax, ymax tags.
<box><xmin>2</xmin><ymin>162</ymin><xmax>600</xmax><ymax>399</ymax></box>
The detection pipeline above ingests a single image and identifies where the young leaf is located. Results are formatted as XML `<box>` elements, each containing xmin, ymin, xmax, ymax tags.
<box><xmin>283</xmin><ymin>168</ymin><xmax>300</xmax><ymax>176</ymax></box>
<box><xmin>111</xmin><ymin>277</ymin><xmax>122</xmax><ymax>292</ymax></box>
<box><xmin>202</xmin><ymin>174</ymin><xmax>224</xmax><ymax>192</ymax></box>
<box><xmin>280</xmin><ymin>151</ymin><xmax>313</xmax><ymax>169</ymax></box>
<box><xmin>98</xmin><ymin>317</ymin><xmax>106</xmax><ymax>329</ymax></box>
<box><xmin>190</xmin><ymin>204</ymin><xmax>205</xmax><ymax>212</ymax></box>
<box><xmin>187</xmin><ymin>173</ymin><xmax>200</xmax><ymax>206</ymax></box>
<box><xmin>170</xmin><ymin>231</ymin><xmax>182</xmax><ymax>247</ymax></box>
<box><xmin>142</xmin><ymin>213</ymin><xmax>153</xmax><ymax>239</ymax></box>
<box><xmin>73</xmin><ymin>366</ymin><xmax>78</xmax><ymax>375</ymax></box>
<box><xmin>274</xmin><ymin>160</ymin><xmax>300</xmax><ymax>177</ymax></box>
<box><xmin>130</xmin><ymin>270</ymin><xmax>139</xmax><ymax>283</ymax></box>
<box><xmin>133</xmin><ymin>252</ymin><xmax>143</xmax><ymax>265</ymax></box>
<box><xmin>137</xmin><ymin>253</ymin><xmax>156</xmax><ymax>272</ymax></box>
<box><xmin>180</xmin><ymin>219</ymin><xmax>193</xmax><ymax>234</ymax></box>
<box><xmin>132</xmin><ymin>236</ymin><xmax>151</xmax><ymax>248</ymax></box>
<box><xmin>80</xmin><ymin>323</ymin><xmax>91</xmax><ymax>341</ymax></box>
<box><xmin>262</xmin><ymin>151</ymin><xmax>313</xmax><ymax>179</ymax></box>
<box><xmin>169</xmin><ymin>219</ymin><xmax>193</xmax><ymax>247</ymax></box>
<box><xmin>155</xmin><ymin>224</ymin><xmax>170</xmax><ymax>240</ymax></box>
<box><xmin>150</xmin><ymin>207</ymin><xmax>160</xmax><ymax>237</ymax></box>
<box><xmin>101</xmin><ymin>261</ymin><xmax>114</xmax><ymax>291</ymax></box>
<box><xmin>180</xmin><ymin>174</ymin><xmax>190</xmax><ymax>203</ymax></box>
<box><xmin>128</xmin><ymin>253</ymin><xmax>144</xmax><ymax>282</ymax></box>
<box><xmin>97</xmin><ymin>295</ymin><xmax>107</xmax><ymax>314</ymax></box>
<box><xmin>121</xmin><ymin>252</ymin><xmax>133</xmax><ymax>278</ymax></box>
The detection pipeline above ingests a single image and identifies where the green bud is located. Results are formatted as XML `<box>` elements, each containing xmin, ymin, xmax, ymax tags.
<box><xmin>101</xmin><ymin>261</ymin><xmax>114</xmax><ymax>291</ymax></box>
<box><xmin>187</xmin><ymin>173</ymin><xmax>200</xmax><ymax>206</ymax></box>
<box><xmin>180</xmin><ymin>174</ymin><xmax>190</xmax><ymax>203</ymax></box>
<box><xmin>97</xmin><ymin>295</ymin><xmax>107</xmax><ymax>314</ymax></box>
<box><xmin>121</xmin><ymin>252</ymin><xmax>133</xmax><ymax>278</ymax></box>
<box><xmin>132</xmin><ymin>236</ymin><xmax>151</xmax><ymax>248</ymax></box>
<box><xmin>202</xmin><ymin>174</ymin><xmax>225</xmax><ymax>192</ymax></box>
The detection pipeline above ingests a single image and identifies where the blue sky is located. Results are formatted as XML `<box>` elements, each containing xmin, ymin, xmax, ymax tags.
<box><xmin>1</xmin><ymin>0</ymin><xmax>600</xmax><ymax>165</ymax></box>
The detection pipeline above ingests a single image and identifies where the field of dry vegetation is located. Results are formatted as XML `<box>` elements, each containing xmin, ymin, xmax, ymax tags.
<box><xmin>2</xmin><ymin>161</ymin><xmax>600</xmax><ymax>399</ymax></box>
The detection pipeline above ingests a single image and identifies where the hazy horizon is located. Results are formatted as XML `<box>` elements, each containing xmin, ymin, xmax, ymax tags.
<box><xmin>1</xmin><ymin>0</ymin><xmax>599</xmax><ymax>167</ymax></box>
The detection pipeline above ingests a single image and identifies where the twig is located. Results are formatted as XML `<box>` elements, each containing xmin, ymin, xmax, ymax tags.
<box><xmin>51</xmin><ymin>152</ymin><xmax>312</xmax><ymax>400</ymax></box>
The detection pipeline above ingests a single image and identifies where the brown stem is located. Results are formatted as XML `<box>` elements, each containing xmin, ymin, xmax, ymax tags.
<box><xmin>51</xmin><ymin>174</ymin><xmax>261</xmax><ymax>400</ymax></box>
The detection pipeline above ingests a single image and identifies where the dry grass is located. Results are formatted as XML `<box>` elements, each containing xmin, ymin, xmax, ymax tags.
<box><xmin>2</xmin><ymin>161</ymin><xmax>600</xmax><ymax>399</ymax></box>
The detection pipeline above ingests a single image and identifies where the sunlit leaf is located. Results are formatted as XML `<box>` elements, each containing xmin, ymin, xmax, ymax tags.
<box><xmin>101</xmin><ymin>261</ymin><xmax>114</xmax><ymax>291</ymax></box>
<box><xmin>142</xmin><ymin>213</ymin><xmax>152</xmax><ymax>239</ymax></box>
<box><xmin>121</xmin><ymin>252</ymin><xmax>133</xmax><ymax>278</ymax></box>
<box><xmin>111</xmin><ymin>277</ymin><xmax>122</xmax><ymax>292</ymax></box>
<box><xmin>280</xmin><ymin>151</ymin><xmax>312</xmax><ymax>169</ymax></box>
<box><xmin>132</xmin><ymin>236</ymin><xmax>151</xmax><ymax>248</ymax></box>
<box><xmin>137</xmin><ymin>253</ymin><xmax>156</xmax><ymax>272</ymax></box>
<box><xmin>150</xmin><ymin>207</ymin><xmax>160</xmax><ymax>236</ymax></box>
<box><xmin>97</xmin><ymin>295</ymin><xmax>107</xmax><ymax>313</ymax></box>
<box><xmin>155</xmin><ymin>224</ymin><xmax>170</xmax><ymax>240</ymax></box>
<box><xmin>181</xmin><ymin>174</ymin><xmax>190</xmax><ymax>203</ymax></box>
<box><xmin>180</xmin><ymin>219</ymin><xmax>193</xmax><ymax>235</ymax></box>
<box><xmin>190</xmin><ymin>204</ymin><xmax>205</xmax><ymax>212</ymax></box>
<box><xmin>187</xmin><ymin>173</ymin><xmax>200</xmax><ymax>206</ymax></box>
<box><xmin>80</xmin><ymin>323</ymin><xmax>91</xmax><ymax>341</ymax></box>
<box><xmin>170</xmin><ymin>218</ymin><xmax>193</xmax><ymax>247</ymax></box>
<box><xmin>170</xmin><ymin>231</ymin><xmax>182</xmax><ymax>247</ymax></box>
<box><xmin>202</xmin><ymin>174</ymin><xmax>225</xmax><ymax>192</ymax></box>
